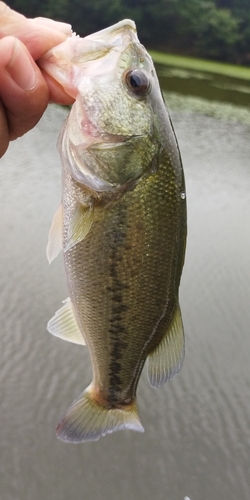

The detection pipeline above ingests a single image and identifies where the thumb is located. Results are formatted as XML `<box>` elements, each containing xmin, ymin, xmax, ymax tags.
<box><xmin>0</xmin><ymin>36</ymin><xmax>49</xmax><ymax>156</ymax></box>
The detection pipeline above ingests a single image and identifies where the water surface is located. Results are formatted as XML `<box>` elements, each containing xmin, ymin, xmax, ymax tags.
<box><xmin>157</xmin><ymin>63</ymin><xmax>250</xmax><ymax>107</ymax></box>
<box><xmin>0</xmin><ymin>75</ymin><xmax>250</xmax><ymax>500</ymax></box>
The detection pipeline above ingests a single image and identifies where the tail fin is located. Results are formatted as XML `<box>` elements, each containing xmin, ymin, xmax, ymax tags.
<box><xmin>56</xmin><ymin>385</ymin><xmax>144</xmax><ymax>443</ymax></box>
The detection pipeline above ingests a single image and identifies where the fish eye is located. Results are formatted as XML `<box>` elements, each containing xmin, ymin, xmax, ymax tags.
<box><xmin>125</xmin><ymin>69</ymin><xmax>151</xmax><ymax>97</ymax></box>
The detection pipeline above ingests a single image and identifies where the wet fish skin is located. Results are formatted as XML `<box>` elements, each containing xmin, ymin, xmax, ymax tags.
<box><xmin>41</xmin><ymin>19</ymin><xmax>187</xmax><ymax>442</ymax></box>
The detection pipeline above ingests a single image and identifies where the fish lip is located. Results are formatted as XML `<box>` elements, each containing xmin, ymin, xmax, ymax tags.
<box><xmin>89</xmin><ymin>134</ymin><xmax>148</xmax><ymax>149</ymax></box>
<box><xmin>38</xmin><ymin>19</ymin><xmax>139</xmax><ymax>97</ymax></box>
<box><xmin>79</xmin><ymin>119</ymin><xmax>133</xmax><ymax>148</ymax></box>
<box><xmin>83</xmin><ymin>19</ymin><xmax>137</xmax><ymax>42</ymax></box>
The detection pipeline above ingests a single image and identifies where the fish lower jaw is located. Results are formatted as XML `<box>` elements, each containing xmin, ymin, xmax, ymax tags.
<box><xmin>78</xmin><ymin>129</ymin><xmax>124</xmax><ymax>150</ymax></box>
<box><xmin>79</xmin><ymin>122</ymin><xmax>130</xmax><ymax>148</ymax></box>
<box><xmin>75</xmin><ymin>97</ymin><xmax>126</xmax><ymax>147</ymax></box>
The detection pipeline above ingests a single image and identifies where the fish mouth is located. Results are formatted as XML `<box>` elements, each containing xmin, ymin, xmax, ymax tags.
<box><xmin>82</xmin><ymin>19</ymin><xmax>137</xmax><ymax>46</ymax></box>
<box><xmin>45</xmin><ymin>20</ymin><xmax>150</xmax><ymax>192</ymax></box>
<box><xmin>39</xmin><ymin>20</ymin><xmax>139</xmax><ymax>98</ymax></box>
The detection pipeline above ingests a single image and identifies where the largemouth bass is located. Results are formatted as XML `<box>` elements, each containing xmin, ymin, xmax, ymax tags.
<box><xmin>39</xmin><ymin>19</ymin><xmax>187</xmax><ymax>442</ymax></box>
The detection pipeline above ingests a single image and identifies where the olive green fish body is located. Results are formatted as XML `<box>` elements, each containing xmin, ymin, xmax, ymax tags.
<box><xmin>42</xmin><ymin>19</ymin><xmax>187</xmax><ymax>442</ymax></box>
<box><xmin>63</xmin><ymin>135</ymin><xmax>186</xmax><ymax>409</ymax></box>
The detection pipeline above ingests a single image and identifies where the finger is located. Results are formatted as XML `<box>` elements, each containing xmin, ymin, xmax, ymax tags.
<box><xmin>34</xmin><ymin>17</ymin><xmax>72</xmax><ymax>35</ymax></box>
<box><xmin>41</xmin><ymin>71</ymin><xmax>75</xmax><ymax>105</ymax></box>
<box><xmin>0</xmin><ymin>99</ymin><xmax>9</xmax><ymax>158</ymax></box>
<box><xmin>0</xmin><ymin>2</ymin><xmax>72</xmax><ymax>60</ymax></box>
<box><xmin>22</xmin><ymin>19</ymin><xmax>72</xmax><ymax>60</ymax></box>
<box><xmin>0</xmin><ymin>36</ymin><xmax>49</xmax><ymax>143</ymax></box>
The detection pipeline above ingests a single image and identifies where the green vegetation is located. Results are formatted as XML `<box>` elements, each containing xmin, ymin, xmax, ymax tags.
<box><xmin>150</xmin><ymin>51</ymin><xmax>250</xmax><ymax>80</ymax></box>
<box><xmin>7</xmin><ymin>0</ymin><xmax>250</xmax><ymax>65</ymax></box>
<box><xmin>164</xmin><ymin>91</ymin><xmax>250</xmax><ymax>126</ymax></box>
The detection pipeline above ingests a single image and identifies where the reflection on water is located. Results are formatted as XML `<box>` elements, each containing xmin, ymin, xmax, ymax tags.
<box><xmin>0</xmin><ymin>76</ymin><xmax>250</xmax><ymax>500</ymax></box>
<box><xmin>164</xmin><ymin>91</ymin><xmax>250</xmax><ymax>126</ymax></box>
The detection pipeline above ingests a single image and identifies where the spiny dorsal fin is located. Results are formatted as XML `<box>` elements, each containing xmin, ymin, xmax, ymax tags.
<box><xmin>46</xmin><ymin>204</ymin><xmax>63</xmax><ymax>264</ymax></box>
<box><xmin>147</xmin><ymin>303</ymin><xmax>185</xmax><ymax>387</ymax></box>
<box><xmin>64</xmin><ymin>203</ymin><xmax>94</xmax><ymax>252</ymax></box>
<box><xmin>47</xmin><ymin>298</ymin><xmax>86</xmax><ymax>345</ymax></box>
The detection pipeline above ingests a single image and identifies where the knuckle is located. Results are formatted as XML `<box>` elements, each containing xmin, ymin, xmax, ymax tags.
<box><xmin>0</xmin><ymin>2</ymin><xmax>10</xmax><ymax>19</ymax></box>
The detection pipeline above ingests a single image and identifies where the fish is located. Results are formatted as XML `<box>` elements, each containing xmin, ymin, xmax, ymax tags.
<box><xmin>39</xmin><ymin>19</ymin><xmax>187</xmax><ymax>442</ymax></box>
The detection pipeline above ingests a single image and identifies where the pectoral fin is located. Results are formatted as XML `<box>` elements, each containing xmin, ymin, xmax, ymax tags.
<box><xmin>46</xmin><ymin>204</ymin><xmax>63</xmax><ymax>264</ymax></box>
<box><xmin>47</xmin><ymin>298</ymin><xmax>86</xmax><ymax>345</ymax></box>
<box><xmin>65</xmin><ymin>203</ymin><xmax>94</xmax><ymax>252</ymax></box>
<box><xmin>147</xmin><ymin>304</ymin><xmax>185</xmax><ymax>387</ymax></box>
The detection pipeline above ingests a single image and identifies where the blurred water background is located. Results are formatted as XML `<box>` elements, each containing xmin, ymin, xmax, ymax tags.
<box><xmin>0</xmin><ymin>65</ymin><xmax>250</xmax><ymax>500</ymax></box>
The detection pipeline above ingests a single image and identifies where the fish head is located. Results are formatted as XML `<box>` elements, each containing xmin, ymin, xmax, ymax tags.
<box><xmin>40</xmin><ymin>20</ymin><xmax>165</xmax><ymax>192</ymax></box>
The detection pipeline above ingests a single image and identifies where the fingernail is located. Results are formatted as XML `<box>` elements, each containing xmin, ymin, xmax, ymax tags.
<box><xmin>34</xmin><ymin>17</ymin><xmax>72</xmax><ymax>36</ymax></box>
<box><xmin>7</xmin><ymin>38</ymin><xmax>37</xmax><ymax>90</ymax></box>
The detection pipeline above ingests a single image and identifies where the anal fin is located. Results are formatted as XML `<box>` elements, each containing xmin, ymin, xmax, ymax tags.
<box><xmin>47</xmin><ymin>298</ymin><xmax>86</xmax><ymax>345</ymax></box>
<box><xmin>147</xmin><ymin>303</ymin><xmax>185</xmax><ymax>387</ymax></box>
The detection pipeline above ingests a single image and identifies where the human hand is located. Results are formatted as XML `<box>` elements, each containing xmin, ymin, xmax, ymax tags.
<box><xmin>0</xmin><ymin>2</ymin><xmax>74</xmax><ymax>157</ymax></box>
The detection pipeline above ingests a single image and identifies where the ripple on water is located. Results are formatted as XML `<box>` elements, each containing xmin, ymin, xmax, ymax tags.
<box><xmin>0</xmin><ymin>102</ymin><xmax>250</xmax><ymax>500</ymax></box>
